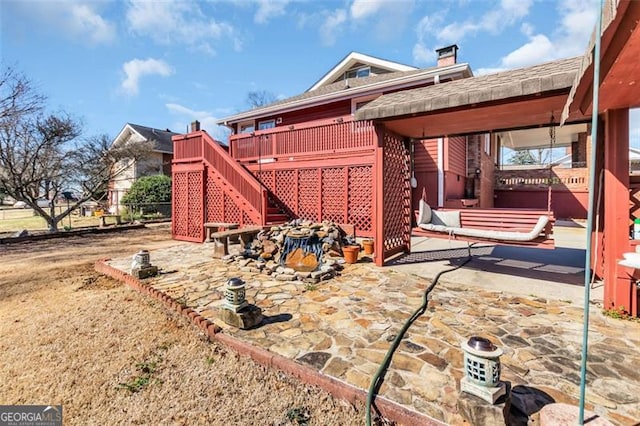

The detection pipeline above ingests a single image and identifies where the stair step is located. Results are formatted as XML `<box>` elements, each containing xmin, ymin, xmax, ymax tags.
<box><xmin>267</xmin><ymin>214</ymin><xmax>289</xmax><ymax>223</ymax></box>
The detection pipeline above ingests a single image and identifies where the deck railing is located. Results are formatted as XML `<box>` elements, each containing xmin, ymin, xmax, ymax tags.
<box><xmin>495</xmin><ymin>166</ymin><xmax>588</xmax><ymax>190</ymax></box>
<box><xmin>173</xmin><ymin>132</ymin><xmax>266</xmax><ymax>223</ymax></box>
<box><xmin>229</xmin><ymin>117</ymin><xmax>376</xmax><ymax>162</ymax></box>
<box><xmin>173</xmin><ymin>135</ymin><xmax>204</xmax><ymax>162</ymax></box>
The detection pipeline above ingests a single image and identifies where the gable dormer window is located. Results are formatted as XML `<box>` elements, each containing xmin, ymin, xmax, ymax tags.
<box><xmin>345</xmin><ymin>66</ymin><xmax>370</xmax><ymax>80</ymax></box>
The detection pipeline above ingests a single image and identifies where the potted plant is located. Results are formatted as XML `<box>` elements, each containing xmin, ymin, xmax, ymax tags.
<box><xmin>342</xmin><ymin>245</ymin><xmax>360</xmax><ymax>264</ymax></box>
<box><xmin>362</xmin><ymin>239</ymin><xmax>374</xmax><ymax>255</ymax></box>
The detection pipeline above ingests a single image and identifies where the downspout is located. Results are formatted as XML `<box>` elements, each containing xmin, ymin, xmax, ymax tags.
<box><xmin>579</xmin><ymin>1</ymin><xmax>603</xmax><ymax>424</ymax></box>
<box><xmin>437</xmin><ymin>137</ymin><xmax>444</xmax><ymax>207</ymax></box>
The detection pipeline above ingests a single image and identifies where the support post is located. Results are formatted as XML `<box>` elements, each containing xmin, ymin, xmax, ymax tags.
<box><xmin>374</xmin><ymin>124</ymin><xmax>385</xmax><ymax>266</ymax></box>
<box><xmin>603</xmin><ymin>108</ymin><xmax>635</xmax><ymax>314</ymax></box>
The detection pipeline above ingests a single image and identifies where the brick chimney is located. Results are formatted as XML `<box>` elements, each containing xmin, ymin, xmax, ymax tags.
<box><xmin>436</xmin><ymin>44</ymin><xmax>458</xmax><ymax>67</ymax></box>
<box><xmin>190</xmin><ymin>120</ymin><xmax>201</xmax><ymax>132</ymax></box>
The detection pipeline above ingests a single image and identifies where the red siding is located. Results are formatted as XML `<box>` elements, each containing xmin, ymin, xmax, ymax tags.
<box><xmin>414</xmin><ymin>139</ymin><xmax>438</xmax><ymax>172</ymax></box>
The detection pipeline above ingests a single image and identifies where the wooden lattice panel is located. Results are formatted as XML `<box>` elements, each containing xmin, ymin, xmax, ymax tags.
<box><xmin>224</xmin><ymin>193</ymin><xmax>242</xmax><ymax>224</ymax></box>
<box><xmin>206</xmin><ymin>173</ymin><xmax>225</xmax><ymax>223</ymax></box>
<box><xmin>172</xmin><ymin>169</ymin><xmax>204</xmax><ymax>242</ymax></box>
<box><xmin>382</xmin><ymin>132</ymin><xmax>411</xmax><ymax>253</ymax></box>
<box><xmin>348</xmin><ymin>165</ymin><xmax>373</xmax><ymax>232</ymax></box>
<box><xmin>243</xmin><ymin>211</ymin><xmax>256</xmax><ymax>226</ymax></box>
<box><xmin>187</xmin><ymin>171</ymin><xmax>204</xmax><ymax>240</ymax></box>
<box><xmin>298</xmin><ymin>168</ymin><xmax>319</xmax><ymax>222</ymax></box>
<box><xmin>257</xmin><ymin>170</ymin><xmax>275</xmax><ymax>193</ymax></box>
<box><xmin>173</xmin><ymin>172</ymin><xmax>188</xmax><ymax>239</ymax></box>
<box><xmin>275</xmin><ymin>169</ymin><xmax>298</xmax><ymax>216</ymax></box>
<box><xmin>322</xmin><ymin>168</ymin><xmax>347</xmax><ymax>224</ymax></box>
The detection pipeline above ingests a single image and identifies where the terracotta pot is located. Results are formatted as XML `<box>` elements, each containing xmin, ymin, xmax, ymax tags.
<box><xmin>362</xmin><ymin>239</ymin><xmax>374</xmax><ymax>255</ymax></box>
<box><xmin>342</xmin><ymin>245</ymin><xmax>360</xmax><ymax>264</ymax></box>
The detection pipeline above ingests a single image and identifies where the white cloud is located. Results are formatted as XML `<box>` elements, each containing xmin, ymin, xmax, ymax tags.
<box><xmin>412</xmin><ymin>43</ymin><xmax>435</xmax><ymax>66</ymax></box>
<box><xmin>436</xmin><ymin>0</ymin><xmax>533</xmax><ymax>44</ymax></box>
<box><xmin>489</xmin><ymin>0</ymin><xmax>598</xmax><ymax>71</ymax></box>
<box><xmin>125</xmin><ymin>0</ymin><xmax>239</xmax><ymax>54</ymax></box>
<box><xmin>121</xmin><ymin>58</ymin><xmax>173</xmax><ymax>96</ymax></box>
<box><xmin>68</xmin><ymin>4</ymin><xmax>116</xmax><ymax>44</ymax></box>
<box><xmin>319</xmin><ymin>9</ymin><xmax>347</xmax><ymax>46</ymax></box>
<box><xmin>254</xmin><ymin>0</ymin><xmax>289</xmax><ymax>24</ymax></box>
<box><xmin>8</xmin><ymin>1</ymin><xmax>115</xmax><ymax>45</ymax></box>
<box><xmin>350</xmin><ymin>0</ymin><xmax>386</xmax><ymax>20</ymax></box>
<box><xmin>412</xmin><ymin>13</ymin><xmax>445</xmax><ymax>66</ymax></box>
<box><xmin>501</xmin><ymin>34</ymin><xmax>555</xmax><ymax>68</ymax></box>
<box><xmin>166</xmin><ymin>103</ymin><xmax>229</xmax><ymax>141</ymax></box>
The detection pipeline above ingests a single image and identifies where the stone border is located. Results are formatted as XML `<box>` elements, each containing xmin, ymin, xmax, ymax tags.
<box><xmin>95</xmin><ymin>259</ymin><xmax>445</xmax><ymax>426</ymax></box>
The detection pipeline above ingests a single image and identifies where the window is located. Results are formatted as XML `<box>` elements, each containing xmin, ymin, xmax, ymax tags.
<box><xmin>345</xmin><ymin>66</ymin><xmax>370</xmax><ymax>79</ymax></box>
<box><xmin>258</xmin><ymin>119</ymin><xmax>275</xmax><ymax>130</ymax></box>
<box><xmin>239</xmin><ymin>122</ymin><xmax>254</xmax><ymax>134</ymax></box>
<box><xmin>351</xmin><ymin>94</ymin><xmax>380</xmax><ymax>115</ymax></box>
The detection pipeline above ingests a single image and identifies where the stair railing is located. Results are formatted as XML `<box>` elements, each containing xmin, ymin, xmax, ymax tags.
<box><xmin>199</xmin><ymin>131</ymin><xmax>268</xmax><ymax>224</ymax></box>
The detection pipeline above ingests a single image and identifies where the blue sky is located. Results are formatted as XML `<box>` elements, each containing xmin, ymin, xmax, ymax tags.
<box><xmin>1</xmin><ymin>0</ymin><xmax>638</xmax><ymax>144</ymax></box>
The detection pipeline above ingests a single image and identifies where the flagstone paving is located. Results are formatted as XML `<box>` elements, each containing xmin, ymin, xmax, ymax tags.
<box><xmin>106</xmin><ymin>242</ymin><xmax>640</xmax><ymax>425</ymax></box>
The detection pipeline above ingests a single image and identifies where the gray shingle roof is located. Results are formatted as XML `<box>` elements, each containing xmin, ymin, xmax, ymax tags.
<box><xmin>355</xmin><ymin>57</ymin><xmax>582</xmax><ymax>121</ymax></box>
<box><xmin>128</xmin><ymin>124</ymin><xmax>180</xmax><ymax>154</ymax></box>
<box><xmin>216</xmin><ymin>63</ymin><xmax>472</xmax><ymax>124</ymax></box>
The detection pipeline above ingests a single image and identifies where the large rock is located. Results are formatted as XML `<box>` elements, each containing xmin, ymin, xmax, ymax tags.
<box><xmin>218</xmin><ymin>304</ymin><xmax>263</xmax><ymax>329</ymax></box>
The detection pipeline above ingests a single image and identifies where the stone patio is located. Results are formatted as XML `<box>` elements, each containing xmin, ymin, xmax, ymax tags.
<box><xmin>103</xmin><ymin>238</ymin><xmax>640</xmax><ymax>425</ymax></box>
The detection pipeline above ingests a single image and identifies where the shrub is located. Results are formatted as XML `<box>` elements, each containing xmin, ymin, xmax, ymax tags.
<box><xmin>121</xmin><ymin>175</ymin><xmax>171</xmax><ymax>215</ymax></box>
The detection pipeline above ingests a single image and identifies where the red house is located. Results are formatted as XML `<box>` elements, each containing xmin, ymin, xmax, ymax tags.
<box><xmin>172</xmin><ymin>46</ymin><xmax>594</xmax><ymax>266</ymax></box>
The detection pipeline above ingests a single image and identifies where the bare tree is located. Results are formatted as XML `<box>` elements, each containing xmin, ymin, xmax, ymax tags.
<box><xmin>0</xmin><ymin>67</ymin><xmax>44</xmax><ymax>123</ymax></box>
<box><xmin>0</xmin><ymin>67</ymin><xmax>154</xmax><ymax>232</ymax></box>
<box><xmin>246</xmin><ymin>90</ymin><xmax>276</xmax><ymax>108</ymax></box>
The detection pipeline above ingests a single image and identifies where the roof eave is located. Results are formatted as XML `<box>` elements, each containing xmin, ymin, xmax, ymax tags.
<box><xmin>217</xmin><ymin>63</ymin><xmax>471</xmax><ymax>126</ymax></box>
<box><xmin>307</xmin><ymin>52</ymin><xmax>419</xmax><ymax>92</ymax></box>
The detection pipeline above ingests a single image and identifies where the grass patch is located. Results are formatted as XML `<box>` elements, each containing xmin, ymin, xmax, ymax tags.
<box><xmin>118</xmin><ymin>345</ymin><xmax>170</xmax><ymax>393</ymax></box>
<box><xmin>286</xmin><ymin>406</ymin><xmax>310</xmax><ymax>426</ymax></box>
<box><xmin>602</xmin><ymin>306</ymin><xmax>640</xmax><ymax>322</ymax></box>
<box><xmin>0</xmin><ymin>213</ymin><xmax>100</xmax><ymax>233</ymax></box>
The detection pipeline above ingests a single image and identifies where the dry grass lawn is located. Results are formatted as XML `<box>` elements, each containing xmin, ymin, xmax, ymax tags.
<box><xmin>0</xmin><ymin>224</ymin><xmax>367</xmax><ymax>425</ymax></box>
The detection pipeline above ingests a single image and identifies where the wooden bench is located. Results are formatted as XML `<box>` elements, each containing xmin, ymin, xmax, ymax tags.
<box><xmin>413</xmin><ymin>208</ymin><xmax>555</xmax><ymax>248</ymax></box>
<box><xmin>210</xmin><ymin>226</ymin><xmax>263</xmax><ymax>258</ymax></box>
<box><xmin>204</xmin><ymin>222</ymin><xmax>239</xmax><ymax>242</ymax></box>
<box><xmin>98</xmin><ymin>214</ymin><xmax>122</xmax><ymax>227</ymax></box>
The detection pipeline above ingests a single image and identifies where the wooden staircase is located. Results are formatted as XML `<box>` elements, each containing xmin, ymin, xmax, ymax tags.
<box><xmin>199</xmin><ymin>131</ymin><xmax>291</xmax><ymax>226</ymax></box>
<box><xmin>265</xmin><ymin>204</ymin><xmax>289</xmax><ymax>225</ymax></box>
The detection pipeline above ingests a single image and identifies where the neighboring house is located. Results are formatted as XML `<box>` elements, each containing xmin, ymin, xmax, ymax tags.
<box><xmin>108</xmin><ymin>123</ymin><xmax>179</xmax><ymax>213</ymax></box>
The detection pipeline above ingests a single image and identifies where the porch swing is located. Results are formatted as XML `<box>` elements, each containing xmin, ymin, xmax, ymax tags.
<box><xmin>412</xmin><ymin>119</ymin><xmax>557</xmax><ymax>249</ymax></box>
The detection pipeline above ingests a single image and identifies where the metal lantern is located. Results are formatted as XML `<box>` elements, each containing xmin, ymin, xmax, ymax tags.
<box><xmin>461</xmin><ymin>336</ymin><xmax>506</xmax><ymax>403</ymax></box>
<box><xmin>134</xmin><ymin>249</ymin><xmax>151</xmax><ymax>268</ymax></box>
<box><xmin>224</xmin><ymin>277</ymin><xmax>248</xmax><ymax>312</ymax></box>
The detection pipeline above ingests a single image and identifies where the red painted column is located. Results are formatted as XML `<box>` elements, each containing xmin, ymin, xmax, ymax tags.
<box><xmin>603</xmin><ymin>108</ymin><xmax>637</xmax><ymax>315</ymax></box>
<box><xmin>374</xmin><ymin>124</ymin><xmax>385</xmax><ymax>266</ymax></box>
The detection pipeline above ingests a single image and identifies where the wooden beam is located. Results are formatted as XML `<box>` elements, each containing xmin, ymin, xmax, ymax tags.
<box><xmin>603</xmin><ymin>109</ymin><xmax>637</xmax><ymax>315</ymax></box>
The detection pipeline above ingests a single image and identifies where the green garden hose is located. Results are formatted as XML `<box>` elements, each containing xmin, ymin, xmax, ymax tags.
<box><xmin>365</xmin><ymin>249</ymin><xmax>472</xmax><ymax>425</ymax></box>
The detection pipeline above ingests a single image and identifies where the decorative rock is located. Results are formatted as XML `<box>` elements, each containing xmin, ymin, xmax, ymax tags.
<box><xmin>276</xmin><ymin>274</ymin><xmax>296</xmax><ymax>281</ymax></box>
<box><xmin>457</xmin><ymin>392</ymin><xmax>507</xmax><ymax>426</ymax></box>
<box><xmin>13</xmin><ymin>229</ymin><xmax>29</xmax><ymax>237</ymax></box>
<box><xmin>218</xmin><ymin>304</ymin><xmax>263</xmax><ymax>330</ymax></box>
<box><xmin>296</xmin><ymin>351</ymin><xmax>331</xmax><ymax>370</ymax></box>
<box><xmin>131</xmin><ymin>265</ymin><xmax>158</xmax><ymax>279</ymax></box>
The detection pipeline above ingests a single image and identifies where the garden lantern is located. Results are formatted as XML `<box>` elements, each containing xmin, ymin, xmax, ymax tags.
<box><xmin>134</xmin><ymin>249</ymin><xmax>151</xmax><ymax>269</ymax></box>
<box><xmin>224</xmin><ymin>277</ymin><xmax>248</xmax><ymax>312</ymax></box>
<box><xmin>460</xmin><ymin>336</ymin><xmax>506</xmax><ymax>403</ymax></box>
